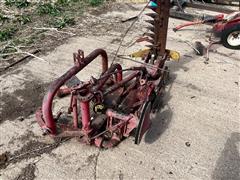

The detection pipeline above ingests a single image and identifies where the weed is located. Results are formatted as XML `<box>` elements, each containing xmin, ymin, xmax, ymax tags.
<box><xmin>25</xmin><ymin>35</ymin><xmax>40</xmax><ymax>45</ymax></box>
<box><xmin>70</xmin><ymin>0</ymin><xmax>81</xmax><ymax>2</ymax></box>
<box><xmin>0</xmin><ymin>46</ymin><xmax>17</xmax><ymax>58</ymax></box>
<box><xmin>88</xmin><ymin>0</ymin><xmax>104</xmax><ymax>6</ymax></box>
<box><xmin>64</xmin><ymin>0</ymin><xmax>104</xmax><ymax>7</ymax></box>
<box><xmin>56</xmin><ymin>0</ymin><xmax>70</xmax><ymax>6</ymax></box>
<box><xmin>0</xmin><ymin>14</ymin><xmax>10</xmax><ymax>22</ymax></box>
<box><xmin>53</xmin><ymin>16</ymin><xmax>75</xmax><ymax>29</ymax></box>
<box><xmin>15</xmin><ymin>14</ymin><xmax>31</xmax><ymax>25</ymax></box>
<box><xmin>5</xmin><ymin>0</ymin><xmax>30</xmax><ymax>8</ymax></box>
<box><xmin>12</xmin><ymin>35</ymin><xmax>38</xmax><ymax>46</ymax></box>
<box><xmin>0</xmin><ymin>0</ymin><xmax>106</xmax><ymax>59</ymax></box>
<box><xmin>0</xmin><ymin>28</ymin><xmax>17</xmax><ymax>42</ymax></box>
<box><xmin>37</xmin><ymin>3</ymin><xmax>61</xmax><ymax>16</ymax></box>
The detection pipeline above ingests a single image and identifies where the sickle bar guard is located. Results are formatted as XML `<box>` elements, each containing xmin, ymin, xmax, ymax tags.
<box><xmin>35</xmin><ymin>0</ymin><xmax>173</xmax><ymax>148</ymax></box>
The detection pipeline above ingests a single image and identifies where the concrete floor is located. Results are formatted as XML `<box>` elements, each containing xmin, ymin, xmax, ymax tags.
<box><xmin>0</xmin><ymin>3</ymin><xmax>239</xmax><ymax>180</ymax></box>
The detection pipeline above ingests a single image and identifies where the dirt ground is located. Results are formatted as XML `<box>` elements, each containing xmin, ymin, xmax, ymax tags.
<box><xmin>0</xmin><ymin>2</ymin><xmax>239</xmax><ymax>180</ymax></box>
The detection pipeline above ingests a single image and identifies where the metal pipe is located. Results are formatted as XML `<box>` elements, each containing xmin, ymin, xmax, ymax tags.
<box><xmin>93</xmin><ymin>63</ymin><xmax>123</xmax><ymax>91</ymax></box>
<box><xmin>42</xmin><ymin>49</ymin><xmax>108</xmax><ymax>135</ymax></box>
<box><xmin>72</xmin><ymin>95</ymin><xmax>78</xmax><ymax>129</ymax></box>
<box><xmin>57</xmin><ymin>87</ymin><xmax>71</xmax><ymax>97</ymax></box>
<box><xmin>106</xmin><ymin>109</ymin><xmax>133</xmax><ymax>122</ymax></box>
<box><xmin>80</xmin><ymin>101</ymin><xmax>91</xmax><ymax>133</ymax></box>
<box><xmin>113</xmin><ymin>63</ymin><xmax>123</xmax><ymax>82</ymax></box>
<box><xmin>103</xmin><ymin>71</ymin><xmax>140</xmax><ymax>96</ymax></box>
<box><xmin>148</xmin><ymin>57</ymin><xmax>167</xmax><ymax>80</ymax></box>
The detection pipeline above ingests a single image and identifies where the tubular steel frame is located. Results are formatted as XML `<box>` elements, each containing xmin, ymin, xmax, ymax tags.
<box><xmin>35</xmin><ymin>0</ymin><xmax>172</xmax><ymax>148</ymax></box>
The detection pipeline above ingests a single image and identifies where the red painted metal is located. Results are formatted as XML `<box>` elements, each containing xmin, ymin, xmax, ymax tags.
<box><xmin>41</xmin><ymin>49</ymin><xmax>108</xmax><ymax>135</ymax></box>
<box><xmin>57</xmin><ymin>88</ymin><xmax>71</xmax><ymax>97</ymax></box>
<box><xmin>93</xmin><ymin>63</ymin><xmax>123</xmax><ymax>91</ymax></box>
<box><xmin>114</xmin><ymin>63</ymin><xmax>123</xmax><ymax>82</ymax></box>
<box><xmin>72</xmin><ymin>95</ymin><xmax>78</xmax><ymax>129</ymax></box>
<box><xmin>35</xmin><ymin>0</ymin><xmax>172</xmax><ymax>148</ymax></box>
<box><xmin>213</xmin><ymin>15</ymin><xmax>240</xmax><ymax>35</ymax></box>
<box><xmin>173</xmin><ymin>14</ymin><xmax>225</xmax><ymax>32</ymax></box>
<box><xmin>173</xmin><ymin>11</ymin><xmax>240</xmax><ymax>56</ymax></box>
<box><xmin>173</xmin><ymin>11</ymin><xmax>240</xmax><ymax>37</ymax></box>
<box><xmin>80</xmin><ymin>101</ymin><xmax>91</xmax><ymax>134</ymax></box>
<box><xmin>35</xmin><ymin>46</ymin><xmax>170</xmax><ymax>147</ymax></box>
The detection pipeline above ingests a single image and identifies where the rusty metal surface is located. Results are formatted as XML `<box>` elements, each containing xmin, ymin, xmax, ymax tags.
<box><xmin>42</xmin><ymin>49</ymin><xmax>108</xmax><ymax>135</ymax></box>
<box><xmin>145</xmin><ymin>0</ymin><xmax>170</xmax><ymax>57</ymax></box>
<box><xmin>35</xmin><ymin>0</ymin><xmax>172</xmax><ymax>148</ymax></box>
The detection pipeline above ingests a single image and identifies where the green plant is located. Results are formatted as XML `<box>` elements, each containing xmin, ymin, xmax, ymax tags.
<box><xmin>88</xmin><ymin>0</ymin><xmax>104</xmax><ymax>6</ymax></box>
<box><xmin>5</xmin><ymin>0</ymin><xmax>30</xmax><ymax>8</ymax></box>
<box><xmin>15</xmin><ymin>14</ymin><xmax>31</xmax><ymax>25</ymax></box>
<box><xmin>56</xmin><ymin>0</ymin><xmax>70</xmax><ymax>5</ymax></box>
<box><xmin>53</xmin><ymin>16</ymin><xmax>75</xmax><ymax>29</ymax></box>
<box><xmin>12</xmin><ymin>34</ymin><xmax>41</xmax><ymax>46</ymax></box>
<box><xmin>0</xmin><ymin>46</ymin><xmax>17</xmax><ymax>58</ymax></box>
<box><xmin>37</xmin><ymin>3</ymin><xmax>61</xmax><ymax>16</ymax></box>
<box><xmin>0</xmin><ymin>14</ymin><xmax>10</xmax><ymax>22</ymax></box>
<box><xmin>0</xmin><ymin>28</ymin><xmax>17</xmax><ymax>42</ymax></box>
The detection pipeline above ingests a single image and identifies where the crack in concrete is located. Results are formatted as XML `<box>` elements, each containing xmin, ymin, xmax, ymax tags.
<box><xmin>94</xmin><ymin>151</ymin><xmax>100</xmax><ymax>180</ymax></box>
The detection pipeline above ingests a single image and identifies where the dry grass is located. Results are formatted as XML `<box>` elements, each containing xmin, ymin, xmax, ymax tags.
<box><xmin>0</xmin><ymin>0</ymin><xmax>107</xmax><ymax>62</ymax></box>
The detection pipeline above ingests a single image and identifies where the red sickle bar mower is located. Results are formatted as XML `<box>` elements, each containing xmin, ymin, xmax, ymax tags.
<box><xmin>35</xmin><ymin>0</ymin><xmax>177</xmax><ymax>148</ymax></box>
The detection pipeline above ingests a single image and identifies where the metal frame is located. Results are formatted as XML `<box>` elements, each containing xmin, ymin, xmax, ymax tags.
<box><xmin>35</xmin><ymin>0</ymin><xmax>172</xmax><ymax>148</ymax></box>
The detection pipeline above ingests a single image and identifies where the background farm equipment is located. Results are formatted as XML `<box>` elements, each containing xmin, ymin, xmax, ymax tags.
<box><xmin>35</xmin><ymin>0</ymin><xmax>177</xmax><ymax>148</ymax></box>
<box><xmin>171</xmin><ymin>1</ymin><xmax>240</xmax><ymax>61</ymax></box>
<box><xmin>173</xmin><ymin>11</ymin><xmax>240</xmax><ymax>50</ymax></box>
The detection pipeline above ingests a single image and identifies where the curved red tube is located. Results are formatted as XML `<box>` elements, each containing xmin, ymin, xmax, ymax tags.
<box><xmin>42</xmin><ymin>49</ymin><xmax>108</xmax><ymax>135</ymax></box>
<box><xmin>173</xmin><ymin>14</ymin><xmax>225</xmax><ymax>32</ymax></box>
<box><xmin>173</xmin><ymin>21</ymin><xmax>203</xmax><ymax>32</ymax></box>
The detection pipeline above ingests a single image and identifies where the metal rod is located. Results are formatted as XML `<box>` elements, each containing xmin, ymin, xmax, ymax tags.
<box><xmin>41</xmin><ymin>49</ymin><xmax>108</xmax><ymax>135</ymax></box>
<box><xmin>103</xmin><ymin>71</ymin><xmax>140</xmax><ymax>96</ymax></box>
<box><xmin>80</xmin><ymin>101</ymin><xmax>91</xmax><ymax>133</ymax></box>
<box><xmin>72</xmin><ymin>95</ymin><xmax>78</xmax><ymax>129</ymax></box>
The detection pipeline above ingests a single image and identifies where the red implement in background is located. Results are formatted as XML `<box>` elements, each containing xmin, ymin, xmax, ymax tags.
<box><xmin>173</xmin><ymin>10</ymin><xmax>240</xmax><ymax>50</ymax></box>
<box><xmin>213</xmin><ymin>12</ymin><xmax>240</xmax><ymax>50</ymax></box>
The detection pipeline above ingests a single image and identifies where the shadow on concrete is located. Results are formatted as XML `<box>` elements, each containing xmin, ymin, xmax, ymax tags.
<box><xmin>144</xmin><ymin>104</ymin><xmax>173</xmax><ymax>144</ymax></box>
<box><xmin>144</xmin><ymin>48</ymin><xmax>198</xmax><ymax>144</ymax></box>
<box><xmin>144</xmin><ymin>72</ymin><xmax>175</xmax><ymax>144</ymax></box>
<box><xmin>212</xmin><ymin>132</ymin><xmax>240</xmax><ymax>180</ymax></box>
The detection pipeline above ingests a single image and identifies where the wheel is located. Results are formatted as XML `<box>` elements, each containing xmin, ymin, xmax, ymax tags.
<box><xmin>135</xmin><ymin>101</ymin><xmax>152</xmax><ymax>145</ymax></box>
<box><xmin>151</xmin><ymin>66</ymin><xmax>169</xmax><ymax>112</ymax></box>
<box><xmin>221</xmin><ymin>25</ymin><xmax>240</xmax><ymax>50</ymax></box>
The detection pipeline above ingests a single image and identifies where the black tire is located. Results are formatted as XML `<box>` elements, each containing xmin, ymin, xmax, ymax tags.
<box><xmin>221</xmin><ymin>24</ymin><xmax>240</xmax><ymax>50</ymax></box>
<box><xmin>135</xmin><ymin>101</ymin><xmax>152</xmax><ymax>145</ymax></box>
